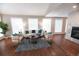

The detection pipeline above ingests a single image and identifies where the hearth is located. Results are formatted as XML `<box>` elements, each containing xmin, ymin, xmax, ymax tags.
<box><xmin>71</xmin><ymin>27</ymin><xmax>79</xmax><ymax>39</ymax></box>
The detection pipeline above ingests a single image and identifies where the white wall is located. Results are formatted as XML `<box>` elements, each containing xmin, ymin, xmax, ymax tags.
<box><xmin>65</xmin><ymin>11</ymin><xmax>79</xmax><ymax>44</ymax></box>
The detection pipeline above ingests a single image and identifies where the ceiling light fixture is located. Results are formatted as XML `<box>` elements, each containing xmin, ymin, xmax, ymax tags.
<box><xmin>73</xmin><ymin>5</ymin><xmax>77</xmax><ymax>8</ymax></box>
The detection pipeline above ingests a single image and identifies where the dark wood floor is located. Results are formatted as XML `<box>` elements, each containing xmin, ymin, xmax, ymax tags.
<box><xmin>0</xmin><ymin>34</ymin><xmax>79</xmax><ymax>56</ymax></box>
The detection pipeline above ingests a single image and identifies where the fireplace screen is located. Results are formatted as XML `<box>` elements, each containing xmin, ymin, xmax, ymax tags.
<box><xmin>71</xmin><ymin>27</ymin><xmax>79</xmax><ymax>39</ymax></box>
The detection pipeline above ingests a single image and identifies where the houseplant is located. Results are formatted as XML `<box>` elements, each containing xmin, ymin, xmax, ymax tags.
<box><xmin>0</xmin><ymin>21</ymin><xmax>8</xmax><ymax>36</ymax></box>
<box><xmin>47</xmin><ymin>40</ymin><xmax>53</xmax><ymax>45</ymax></box>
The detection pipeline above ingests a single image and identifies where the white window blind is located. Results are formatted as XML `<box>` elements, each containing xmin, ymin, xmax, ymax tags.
<box><xmin>28</xmin><ymin>18</ymin><xmax>38</xmax><ymax>30</ymax></box>
<box><xmin>11</xmin><ymin>18</ymin><xmax>24</xmax><ymax>34</ymax></box>
<box><xmin>55</xmin><ymin>18</ymin><xmax>63</xmax><ymax>32</ymax></box>
<box><xmin>42</xmin><ymin>18</ymin><xmax>51</xmax><ymax>32</ymax></box>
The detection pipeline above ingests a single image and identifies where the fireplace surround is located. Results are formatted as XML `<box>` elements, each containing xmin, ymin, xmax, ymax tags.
<box><xmin>71</xmin><ymin>27</ymin><xmax>79</xmax><ymax>40</ymax></box>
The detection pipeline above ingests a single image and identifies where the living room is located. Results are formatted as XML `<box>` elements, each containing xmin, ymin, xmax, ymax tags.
<box><xmin>0</xmin><ymin>3</ymin><xmax>79</xmax><ymax>56</ymax></box>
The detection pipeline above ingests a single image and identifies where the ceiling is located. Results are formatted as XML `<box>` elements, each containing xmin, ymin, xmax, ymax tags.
<box><xmin>0</xmin><ymin>3</ymin><xmax>78</xmax><ymax>17</ymax></box>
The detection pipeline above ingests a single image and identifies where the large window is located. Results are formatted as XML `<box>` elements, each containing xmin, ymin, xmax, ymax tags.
<box><xmin>55</xmin><ymin>18</ymin><xmax>63</xmax><ymax>32</ymax></box>
<box><xmin>0</xmin><ymin>17</ymin><xmax>3</xmax><ymax>37</ymax></box>
<box><xmin>28</xmin><ymin>18</ymin><xmax>38</xmax><ymax>30</ymax></box>
<box><xmin>42</xmin><ymin>18</ymin><xmax>51</xmax><ymax>32</ymax></box>
<box><xmin>11</xmin><ymin>18</ymin><xmax>24</xmax><ymax>34</ymax></box>
<box><xmin>0</xmin><ymin>28</ymin><xmax>3</xmax><ymax>37</ymax></box>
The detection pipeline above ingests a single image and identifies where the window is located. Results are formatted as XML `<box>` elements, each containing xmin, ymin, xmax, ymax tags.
<box><xmin>55</xmin><ymin>18</ymin><xmax>63</xmax><ymax>32</ymax></box>
<box><xmin>42</xmin><ymin>18</ymin><xmax>51</xmax><ymax>32</ymax></box>
<box><xmin>11</xmin><ymin>18</ymin><xmax>24</xmax><ymax>34</ymax></box>
<box><xmin>0</xmin><ymin>17</ymin><xmax>3</xmax><ymax>37</ymax></box>
<box><xmin>0</xmin><ymin>28</ymin><xmax>3</xmax><ymax>37</ymax></box>
<box><xmin>28</xmin><ymin>18</ymin><xmax>38</xmax><ymax>30</ymax></box>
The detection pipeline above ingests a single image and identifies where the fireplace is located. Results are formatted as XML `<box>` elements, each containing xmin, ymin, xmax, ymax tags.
<box><xmin>71</xmin><ymin>27</ymin><xmax>79</xmax><ymax>39</ymax></box>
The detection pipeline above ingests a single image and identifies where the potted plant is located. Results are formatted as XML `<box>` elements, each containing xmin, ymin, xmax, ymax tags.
<box><xmin>47</xmin><ymin>40</ymin><xmax>53</xmax><ymax>45</ymax></box>
<box><xmin>0</xmin><ymin>21</ymin><xmax>8</xmax><ymax>36</ymax></box>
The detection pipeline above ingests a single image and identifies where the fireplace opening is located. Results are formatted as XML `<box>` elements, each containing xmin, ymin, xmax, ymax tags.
<box><xmin>71</xmin><ymin>27</ymin><xmax>79</xmax><ymax>39</ymax></box>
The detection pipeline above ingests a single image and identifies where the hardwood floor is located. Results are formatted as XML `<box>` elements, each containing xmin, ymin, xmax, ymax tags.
<box><xmin>0</xmin><ymin>34</ymin><xmax>79</xmax><ymax>56</ymax></box>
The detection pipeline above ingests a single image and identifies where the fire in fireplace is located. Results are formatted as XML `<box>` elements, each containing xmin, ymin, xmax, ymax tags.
<box><xmin>71</xmin><ymin>27</ymin><xmax>79</xmax><ymax>39</ymax></box>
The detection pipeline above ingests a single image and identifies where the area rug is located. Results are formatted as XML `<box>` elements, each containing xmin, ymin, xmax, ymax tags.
<box><xmin>16</xmin><ymin>39</ymin><xmax>50</xmax><ymax>52</ymax></box>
